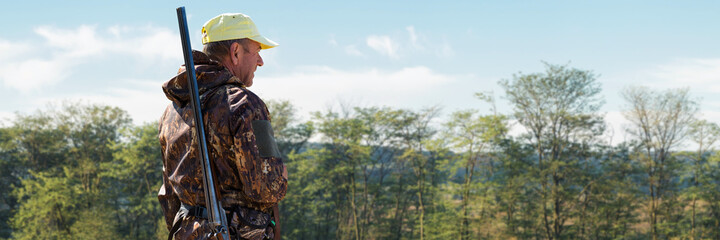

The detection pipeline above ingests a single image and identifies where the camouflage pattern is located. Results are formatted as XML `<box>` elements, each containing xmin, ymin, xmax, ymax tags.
<box><xmin>171</xmin><ymin>214</ymin><xmax>273</xmax><ymax>240</ymax></box>
<box><xmin>158</xmin><ymin>50</ymin><xmax>287</xmax><ymax>240</ymax></box>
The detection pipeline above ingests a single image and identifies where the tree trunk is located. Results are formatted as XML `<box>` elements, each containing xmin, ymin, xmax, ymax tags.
<box><xmin>651</xmin><ymin>183</ymin><xmax>657</xmax><ymax>240</ymax></box>
<box><xmin>350</xmin><ymin>171</ymin><xmax>360</xmax><ymax>240</ymax></box>
<box><xmin>462</xmin><ymin>199</ymin><xmax>469</xmax><ymax>240</ymax></box>
<box><xmin>691</xmin><ymin>197</ymin><xmax>696</xmax><ymax>240</ymax></box>
<box><xmin>418</xmin><ymin>192</ymin><xmax>424</xmax><ymax>240</ymax></box>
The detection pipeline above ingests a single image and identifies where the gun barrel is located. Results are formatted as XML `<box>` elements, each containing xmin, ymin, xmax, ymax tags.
<box><xmin>176</xmin><ymin>6</ymin><xmax>230</xmax><ymax>240</ymax></box>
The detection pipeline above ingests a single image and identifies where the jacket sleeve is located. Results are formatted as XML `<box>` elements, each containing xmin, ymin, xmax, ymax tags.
<box><xmin>230</xmin><ymin>89</ymin><xmax>287</xmax><ymax>205</ymax></box>
<box><xmin>158</xmin><ymin>179</ymin><xmax>180</xmax><ymax>230</ymax></box>
<box><xmin>157</xmin><ymin>113</ymin><xmax>181</xmax><ymax>230</ymax></box>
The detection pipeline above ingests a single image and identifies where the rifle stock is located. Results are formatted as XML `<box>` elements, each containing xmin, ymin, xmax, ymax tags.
<box><xmin>273</xmin><ymin>204</ymin><xmax>281</xmax><ymax>240</ymax></box>
<box><xmin>176</xmin><ymin>6</ymin><xmax>230</xmax><ymax>240</ymax></box>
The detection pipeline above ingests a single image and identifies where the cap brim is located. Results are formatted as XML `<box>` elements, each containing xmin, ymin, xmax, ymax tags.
<box><xmin>249</xmin><ymin>35</ymin><xmax>278</xmax><ymax>49</ymax></box>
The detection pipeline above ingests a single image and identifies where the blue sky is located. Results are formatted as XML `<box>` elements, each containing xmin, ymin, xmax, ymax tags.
<box><xmin>1</xmin><ymin>1</ymin><xmax>719</xmax><ymax>145</ymax></box>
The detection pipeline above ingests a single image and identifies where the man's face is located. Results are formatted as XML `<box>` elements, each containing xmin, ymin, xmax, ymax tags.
<box><xmin>229</xmin><ymin>40</ymin><xmax>264</xmax><ymax>87</ymax></box>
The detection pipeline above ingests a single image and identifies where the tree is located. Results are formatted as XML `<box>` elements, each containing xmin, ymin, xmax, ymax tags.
<box><xmin>703</xmin><ymin>151</ymin><xmax>720</xmax><ymax>239</ymax></box>
<box><xmin>622</xmin><ymin>87</ymin><xmax>698</xmax><ymax>239</ymax></box>
<box><xmin>312</xmin><ymin>108</ymin><xmax>372</xmax><ymax>240</ymax></box>
<box><xmin>354</xmin><ymin>107</ymin><xmax>407</xmax><ymax>239</ymax></box>
<box><xmin>105</xmin><ymin>123</ymin><xmax>165</xmax><ymax>239</ymax></box>
<box><xmin>9</xmin><ymin>102</ymin><xmax>131</xmax><ymax>239</ymax></box>
<box><xmin>494</xmin><ymin>137</ymin><xmax>539</xmax><ymax>239</ymax></box>
<box><xmin>395</xmin><ymin>107</ymin><xmax>440</xmax><ymax>240</ymax></box>
<box><xmin>445</xmin><ymin>109</ymin><xmax>508</xmax><ymax>239</ymax></box>
<box><xmin>684</xmin><ymin>120</ymin><xmax>720</xmax><ymax>239</ymax></box>
<box><xmin>280</xmin><ymin>147</ymin><xmax>336</xmax><ymax>240</ymax></box>
<box><xmin>579</xmin><ymin>143</ymin><xmax>643</xmax><ymax>239</ymax></box>
<box><xmin>266</xmin><ymin>99</ymin><xmax>314</xmax><ymax>156</ymax></box>
<box><xmin>0</xmin><ymin>127</ymin><xmax>22</xmax><ymax>239</ymax></box>
<box><xmin>11</xmin><ymin>170</ymin><xmax>81</xmax><ymax>240</ymax></box>
<box><xmin>499</xmin><ymin>62</ymin><xmax>604</xmax><ymax>239</ymax></box>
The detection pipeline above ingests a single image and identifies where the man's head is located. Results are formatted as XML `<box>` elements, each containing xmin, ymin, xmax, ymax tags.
<box><xmin>201</xmin><ymin>13</ymin><xmax>278</xmax><ymax>87</ymax></box>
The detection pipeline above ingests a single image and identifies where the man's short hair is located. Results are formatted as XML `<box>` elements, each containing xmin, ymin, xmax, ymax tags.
<box><xmin>203</xmin><ymin>38</ymin><xmax>251</xmax><ymax>63</ymax></box>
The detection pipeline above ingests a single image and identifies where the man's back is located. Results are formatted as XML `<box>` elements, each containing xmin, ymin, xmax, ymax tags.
<box><xmin>158</xmin><ymin>51</ymin><xmax>286</xmax><ymax>240</ymax></box>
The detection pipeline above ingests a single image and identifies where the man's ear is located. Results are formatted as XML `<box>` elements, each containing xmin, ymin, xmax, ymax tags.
<box><xmin>230</xmin><ymin>42</ymin><xmax>241</xmax><ymax>65</ymax></box>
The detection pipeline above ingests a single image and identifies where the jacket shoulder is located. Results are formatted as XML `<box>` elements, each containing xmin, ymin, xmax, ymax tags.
<box><xmin>222</xmin><ymin>85</ymin><xmax>269</xmax><ymax>120</ymax></box>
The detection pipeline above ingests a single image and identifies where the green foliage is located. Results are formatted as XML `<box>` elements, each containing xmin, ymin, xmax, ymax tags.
<box><xmin>444</xmin><ymin>110</ymin><xmax>508</xmax><ymax>240</ymax></box>
<box><xmin>282</xmin><ymin>148</ymin><xmax>338</xmax><ymax>240</ymax></box>
<box><xmin>499</xmin><ymin>62</ymin><xmax>606</xmax><ymax>239</ymax></box>
<box><xmin>105</xmin><ymin>122</ymin><xmax>164</xmax><ymax>239</ymax></box>
<box><xmin>2</xmin><ymin>103</ymin><xmax>162</xmax><ymax>240</ymax></box>
<box><xmin>266</xmin><ymin>99</ymin><xmax>314</xmax><ymax>156</ymax></box>
<box><xmin>622</xmin><ymin>87</ymin><xmax>699</xmax><ymax>239</ymax></box>
<box><xmin>676</xmin><ymin>120</ymin><xmax>720</xmax><ymax>239</ymax></box>
<box><xmin>69</xmin><ymin>209</ymin><xmax>118</xmax><ymax>240</ymax></box>
<box><xmin>11</xmin><ymin>169</ymin><xmax>81</xmax><ymax>240</ymax></box>
<box><xmin>0</xmin><ymin>127</ymin><xmax>21</xmax><ymax>239</ymax></box>
<box><xmin>0</xmin><ymin>64</ymin><xmax>717</xmax><ymax>240</ymax></box>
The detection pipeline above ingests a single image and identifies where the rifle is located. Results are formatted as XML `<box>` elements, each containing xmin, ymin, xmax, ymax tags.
<box><xmin>175</xmin><ymin>6</ymin><xmax>230</xmax><ymax>240</ymax></box>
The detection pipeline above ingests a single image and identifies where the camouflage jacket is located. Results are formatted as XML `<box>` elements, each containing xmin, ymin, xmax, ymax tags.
<box><xmin>158</xmin><ymin>50</ymin><xmax>287</xmax><ymax>231</ymax></box>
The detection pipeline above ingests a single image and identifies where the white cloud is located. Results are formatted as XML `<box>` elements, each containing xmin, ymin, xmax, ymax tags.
<box><xmin>252</xmin><ymin>65</ymin><xmax>457</xmax><ymax>118</ymax></box>
<box><xmin>2</xmin><ymin>59</ymin><xmax>72</xmax><ymax>91</ymax></box>
<box><xmin>698</xmin><ymin>110</ymin><xmax>720</xmax><ymax>123</ymax></box>
<box><xmin>344</xmin><ymin>45</ymin><xmax>364</xmax><ymax>57</ymax></box>
<box><xmin>642</xmin><ymin>58</ymin><xmax>720</xmax><ymax>92</ymax></box>
<box><xmin>0</xmin><ymin>40</ymin><xmax>32</xmax><ymax>61</ymax></box>
<box><xmin>406</xmin><ymin>26</ymin><xmax>423</xmax><ymax>50</ymax></box>
<box><xmin>33</xmin><ymin>79</ymin><xmax>168</xmax><ymax>125</ymax></box>
<box><xmin>111</xmin><ymin>26</ymin><xmax>180</xmax><ymax>61</ymax></box>
<box><xmin>26</xmin><ymin>66</ymin><xmax>459</xmax><ymax>125</ymax></box>
<box><xmin>259</xmin><ymin>46</ymin><xmax>281</xmax><ymax>68</ymax></box>
<box><xmin>328</xmin><ymin>34</ymin><xmax>338</xmax><ymax>47</ymax></box>
<box><xmin>35</xmin><ymin>25</ymin><xmax>104</xmax><ymax>58</ymax></box>
<box><xmin>437</xmin><ymin>40</ymin><xmax>455</xmax><ymax>58</ymax></box>
<box><xmin>363</xmin><ymin>26</ymin><xmax>454</xmax><ymax>59</ymax></box>
<box><xmin>0</xmin><ymin>25</ymin><xmax>181</xmax><ymax>93</ymax></box>
<box><xmin>601</xmin><ymin>110</ymin><xmax>720</xmax><ymax>150</ymax></box>
<box><xmin>603</xmin><ymin>111</ymin><xmax>633</xmax><ymax>146</ymax></box>
<box><xmin>27</xmin><ymin>65</ymin><xmax>459</xmax><ymax>124</ymax></box>
<box><xmin>506</xmin><ymin>119</ymin><xmax>525</xmax><ymax>138</ymax></box>
<box><xmin>0</xmin><ymin>111</ymin><xmax>14</xmax><ymax>127</ymax></box>
<box><xmin>366</xmin><ymin>35</ymin><xmax>399</xmax><ymax>58</ymax></box>
<box><xmin>505</xmin><ymin>111</ymin><xmax>633</xmax><ymax>146</ymax></box>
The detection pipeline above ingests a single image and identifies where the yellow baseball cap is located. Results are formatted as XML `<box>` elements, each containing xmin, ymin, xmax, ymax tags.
<box><xmin>201</xmin><ymin>13</ymin><xmax>279</xmax><ymax>49</ymax></box>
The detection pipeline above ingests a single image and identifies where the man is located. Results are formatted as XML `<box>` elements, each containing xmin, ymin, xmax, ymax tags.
<box><xmin>158</xmin><ymin>13</ymin><xmax>287</xmax><ymax>240</ymax></box>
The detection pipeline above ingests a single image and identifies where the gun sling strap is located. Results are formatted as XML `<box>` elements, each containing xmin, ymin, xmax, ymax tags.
<box><xmin>168</xmin><ymin>203</ymin><xmax>275</xmax><ymax>240</ymax></box>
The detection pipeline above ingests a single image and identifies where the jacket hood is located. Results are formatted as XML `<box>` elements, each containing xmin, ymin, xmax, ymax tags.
<box><xmin>162</xmin><ymin>50</ymin><xmax>244</xmax><ymax>105</ymax></box>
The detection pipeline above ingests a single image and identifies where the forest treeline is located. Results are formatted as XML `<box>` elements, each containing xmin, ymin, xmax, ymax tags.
<box><xmin>1</xmin><ymin>63</ymin><xmax>719</xmax><ymax>239</ymax></box>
